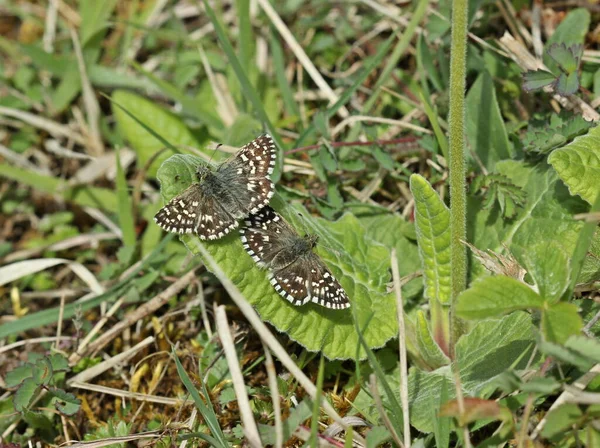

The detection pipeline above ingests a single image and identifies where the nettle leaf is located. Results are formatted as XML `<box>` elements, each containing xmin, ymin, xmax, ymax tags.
<box><xmin>14</xmin><ymin>377</ymin><xmax>41</xmax><ymax>412</ymax></box>
<box><xmin>522</xmin><ymin>242</ymin><xmax>570</xmax><ymax>302</ymax></box>
<box><xmin>157</xmin><ymin>155</ymin><xmax>396</xmax><ymax>359</ymax></box>
<box><xmin>555</xmin><ymin>71</ymin><xmax>580</xmax><ymax>96</ymax></box>
<box><xmin>547</xmin><ymin>43</ymin><xmax>582</xmax><ymax>74</ymax></box>
<box><xmin>405</xmin><ymin>312</ymin><xmax>535</xmax><ymax>432</ymax></box>
<box><xmin>5</xmin><ymin>364</ymin><xmax>33</xmax><ymax>388</ymax></box>
<box><xmin>456</xmin><ymin>276</ymin><xmax>543</xmax><ymax>319</ymax></box>
<box><xmin>410</xmin><ymin>174</ymin><xmax>451</xmax><ymax>304</ymax></box>
<box><xmin>549</xmin><ymin>123</ymin><xmax>600</xmax><ymax>205</ymax></box>
<box><xmin>541</xmin><ymin>302</ymin><xmax>583</xmax><ymax>344</ymax></box>
<box><xmin>522</xmin><ymin>70</ymin><xmax>557</xmax><ymax>92</ymax></box>
<box><xmin>522</xmin><ymin>113</ymin><xmax>593</xmax><ymax>155</ymax></box>
<box><xmin>31</xmin><ymin>358</ymin><xmax>53</xmax><ymax>386</ymax></box>
<box><xmin>48</xmin><ymin>387</ymin><xmax>81</xmax><ymax>416</ymax></box>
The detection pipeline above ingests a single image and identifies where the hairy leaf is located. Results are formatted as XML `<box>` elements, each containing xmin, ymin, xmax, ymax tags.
<box><xmin>549</xmin><ymin>124</ymin><xmax>600</xmax><ymax>205</ymax></box>
<box><xmin>410</xmin><ymin>174</ymin><xmax>451</xmax><ymax>304</ymax></box>
<box><xmin>157</xmin><ymin>155</ymin><xmax>396</xmax><ymax>359</ymax></box>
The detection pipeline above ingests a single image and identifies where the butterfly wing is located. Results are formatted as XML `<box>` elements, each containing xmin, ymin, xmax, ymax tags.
<box><xmin>154</xmin><ymin>184</ymin><xmax>202</xmax><ymax>234</ymax></box>
<box><xmin>194</xmin><ymin>192</ymin><xmax>239</xmax><ymax>240</ymax></box>
<box><xmin>219</xmin><ymin>134</ymin><xmax>277</xmax><ymax>215</ymax></box>
<box><xmin>305</xmin><ymin>257</ymin><xmax>350</xmax><ymax>310</ymax></box>
<box><xmin>240</xmin><ymin>206</ymin><xmax>292</xmax><ymax>267</ymax></box>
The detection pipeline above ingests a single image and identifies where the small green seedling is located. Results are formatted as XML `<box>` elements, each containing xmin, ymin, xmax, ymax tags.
<box><xmin>522</xmin><ymin>43</ymin><xmax>583</xmax><ymax>96</ymax></box>
<box><xmin>5</xmin><ymin>353</ymin><xmax>81</xmax><ymax>416</ymax></box>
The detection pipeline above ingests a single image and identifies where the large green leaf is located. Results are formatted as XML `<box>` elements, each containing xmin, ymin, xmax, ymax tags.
<box><xmin>548</xmin><ymin>123</ymin><xmax>600</xmax><ymax>205</ymax></box>
<box><xmin>470</xmin><ymin>161</ymin><xmax>587</xmax><ymax>279</ymax></box>
<box><xmin>541</xmin><ymin>302</ymin><xmax>583</xmax><ymax>344</ymax></box>
<box><xmin>522</xmin><ymin>242</ymin><xmax>570</xmax><ymax>302</ymax></box>
<box><xmin>111</xmin><ymin>90</ymin><xmax>208</xmax><ymax>178</ymax></box>
<box><xmin>157</xmin><ymin>155</ymin><xmax>397</xmax><ymax>359</ymax></box>
<box><xmin>466</xmin><ymin>72</ymin><xmax>512</xmax><ymax>170</ymax></box>
<box><xmin>456</xmin><ymin>276</ymin><xmax>544</xmax><ymax>319</ymax></box>
<box><xmin>410</xmin><ymin>175</ymin><xmax>451</xmax><ymax>304</ymax></box>
<box><xmin>402</xmin><ymin>312</ymin><xmax>535</xmax><ymax>432</ymax></box>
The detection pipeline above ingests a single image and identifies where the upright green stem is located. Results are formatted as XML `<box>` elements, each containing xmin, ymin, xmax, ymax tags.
<box><xmin>448</xmin><ymin>1</ymin><xmax>468</xmax><ymax>356</ymax></box>
<box><xmin>447</xmin><ymin>1</ymin><xmax>472</xmax><ymax>443</ymax></box>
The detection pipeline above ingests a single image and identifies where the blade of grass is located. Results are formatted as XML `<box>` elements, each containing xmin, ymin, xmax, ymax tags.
<box><xmin>173</xmin><ymin>349</ymin><xmax>230</xmax><ymax>448</ymax></box>
<box><xmin>270</xmin><ymin>30</ymin><xmax>302</xmax><ymax>129</ymax></box>
<box><xmin>102</xmin><ymin>92</ymin><xmax>182</xmax><ymax>154</ymax></box>
<box><xmin>419</xmin><ymin>90</ymin><xmax>448</xmax><ymax>160</ymax></box>
<box><xmin>200</xmin><ymin>0</ymin><xmax>284</xmax><ymax>181</ymax></box>
<box><xmin>0</xmin><ymin>234</ymin><xmax>173</xmax><ymax>339</ymax></box>
<box><xmin>115</xmin><ymin>148</ymin><xmax>137</xmax><ymax>253</ymax></box>
<box><xmin>236</xmin><ymin>0</ymin><xmax>252</xmax><ymax>78</ymax></box>
<box><xmin>354</xmin><ymin>311</ymin><xmax>405</xmax><ymax>438</ymax></box>
<box><xmin>309</xmin><ymin>356</ymin><xmax>326</xmax><ymax>447</ymax></box>
<box><xmin>295</xmin><ymin>33</ymin><xmax>396</xmax><ymax>147</ymax></box>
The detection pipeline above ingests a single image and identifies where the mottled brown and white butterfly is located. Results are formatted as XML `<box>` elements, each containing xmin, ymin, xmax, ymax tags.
<box><xmin>154</xmin><ymin>134</ymin><xmax>276</xmax><ymax>240</ymax></box>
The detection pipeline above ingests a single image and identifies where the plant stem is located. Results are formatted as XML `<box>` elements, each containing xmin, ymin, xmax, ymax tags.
<box><xmin>448</xmin><ymin>0</ymin><xmax>469</xmax><ymax>358</ymax></box>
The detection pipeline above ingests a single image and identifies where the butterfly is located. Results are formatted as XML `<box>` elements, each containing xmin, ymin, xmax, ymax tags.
<box><xmin>154</xmin><ymin>134</ymin><xmax>276</xmax><ymax>240</ymax></box>
<box><xmin>240</xmin><ymin>206</ymin><xmax>350</xmax><ymax>310</ymax></box>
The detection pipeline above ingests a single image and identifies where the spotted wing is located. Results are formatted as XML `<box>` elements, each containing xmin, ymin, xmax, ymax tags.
<box><xmin>194</xmin><ymin>193</ymin><xmax>239</xmax><ymax>240</ymax></box>
<box><xmin>239</xmin><ymin>206</ymin><xmax>292</xmax><ymax>268</ymax></box>
<box><xmin>154</xmin><ymin>184</ymin><xmax>202</xmax><ymax>234</ymax></box>
<box><xmin>219</xmin><ymin>134</ymin><xmax>276</xmax><ymax>215</ymax></box>
<box><xmin>269</xmin><ymin>253</ymin><xmax>349</xmax><ymax>309</ymax></box>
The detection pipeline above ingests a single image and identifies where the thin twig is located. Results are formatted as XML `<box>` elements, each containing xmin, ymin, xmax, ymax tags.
<box><xmin>391</xmin><ymin>249</ymin><xmax>411</xmax><ymax>448</ymax></box>
<box><xmin>215</xmin><ymin>305</ymin><xmax>262</xmax><ymax>448</ymax></box>
<box><xmin>369</xmin><ymin>374</ymin><xmax>405</xmax><ymax>448</ymax></box>
<box><xmin>262</xmin><ymin>341</ymin><xmax>283</xmax><ymax>448</ymax></box>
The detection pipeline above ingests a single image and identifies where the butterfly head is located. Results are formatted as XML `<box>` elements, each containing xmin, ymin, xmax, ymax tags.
<box><xmin>304</xmin><ymin>234</ymin><xmax>319</xmax><ymax>249</ymax></box>
<box><xmin>196</xmin><ymin>165</ymin><xmax>211</xmax><ymax>182</ymax></box>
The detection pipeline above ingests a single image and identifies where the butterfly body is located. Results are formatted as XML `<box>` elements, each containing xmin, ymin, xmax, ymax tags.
<box><xmin>154</xmin><ymin>134</ymin><xmax>276</xmax><ymax>240</ymax></box>
<box><xmin>241</xmin><ymin>207</ymin><xmax>350</xmax><ymax>310</ymax></box>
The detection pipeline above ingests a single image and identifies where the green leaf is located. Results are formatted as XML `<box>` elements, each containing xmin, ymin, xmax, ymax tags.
<box><xmin>48</xmin><ymin>387</ymin><xmax>81</xmax><ymax>416</ymax></box>
<box><xmin>538</xmin><ymin>339</ymin><xmax>593</xmax><ymax>371</ymax></box>
<box><xmin>540</xmin><ymin>404</ymin><xmax>582</xmax><ymax>439</ymax></box>
<box><xmin>548</xmin><ymin>124</ymin><xmax>600</xmax><ymax>205</ymax></box>
<box><xmin>157</xmin><ymin>155</ymin><xmax>396</xmax><ymax>359</ymax></box>
<box><xmin>544</xmin><ymin>8</ymin><xmax>590</xmax><ymax>73</ymax></box>
<box><xmin>49</xmin><ymin>354</ymin><xmax>69</xmax><ymax>372</ymax></box>
<box><xmin>522</xmin><ymin>70</ymin><xmax>557</xmax><ymax>92</ymax></box>
<box><xmin>80</xmin><ymin>0</ymin><xmax>117</xmax><ymax>46</ymax></box>
<box><xmin>415</xmin><ymin>311</ymin><xmax>450</xmax><ymax>369</ymax></box>
<box><xmin>465</xmin><ymin>72</ymin><xmax>512</xmax><ymax>169</ymax></box>
<box><xmin>541</xmin><ymin>302</ymin><xmax>583</xmax><ymax>344</ymax></box>
<box><xmin>14</xmin><ymin>377</ymin><xmax>41</xmax><ymax>412</ymax></box>
<box><xmin>31</xmin><ymin>358</ymin><xmax>53</xmax><ymax>386</ymax></box>
<box><xmin>555</xmin><ymin>71</ymin><xmax>580</xmax><ymax>96</ymax></box>
<box><xmin>410</xmin><ymin>174</ymin><xmax>451</xmax><ymax>304</ymax></box>
<box><xmin>522</xmin><ymin>242</ymin><xmax>570</xmax><ymax>302</ymax></box>
<box><xmin>173</xmin><ymin>349</ymin><xmax>229</xmax><ymax>447</ymax></box>
<box><xmin>355</xmin><ymin>208</ymin><xmax>421</xmax><ymax>300</ymax></box>
<box><xmin>407</xmin><ymin>312</ymin><xmax>535</xmax><ymax>432</ymax></box>
<box><xmin>547</xmin><ymin>43</ymin><xmax>582</xmax><ymax>74</ymax></box>
<box><xmin>564</xmin><ymin>335</ymin><xmax>600</xmax><ymax>363</ymax></box>
<box><xmin>456</xmin><ymin>276</ymin><xmax>544</xmax><ymax>319</ymax></box>
<box><xmin>111</xmin><ymin>90</ymin><xmax>206</xmax><ymax>178</ymax></box>
<box><xmin>5</xmin><ymin>364</ymin><xmax>33</xmax><ymax>388</ymax></box>
<box><xmin>115</xmin><ymin>149</ymin><xmax>136</xmax><ymax>253</ymax></box>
